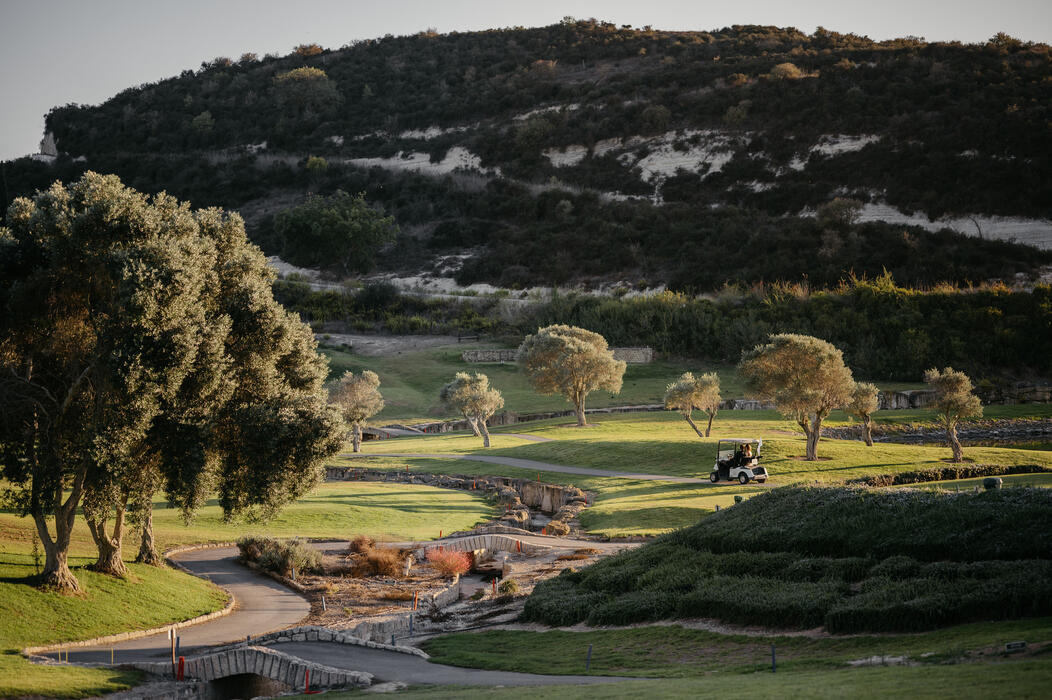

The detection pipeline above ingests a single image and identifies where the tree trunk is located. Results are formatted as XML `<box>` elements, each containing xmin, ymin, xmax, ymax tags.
<box><xmin>35</xmin><ymin>513</ymin><xmax>80</xmax><ymax>593</ymax></box>
<box><xmin>33</xmin><ymin>462</ymin><xmax>88</xmax><ymax>593</ymax></box>
<box><xmin>352</xmin><ymin>423</ymin><xmax>362</xmax><ymax>453</ymax></box>
<box><xmin>575</xmin><ymin>392</ymin><xmax>587</xmax><ymax>427</ymax></box>
<box><xmin>797</xmin><ymin>418</ymin><xmax>811</xmax><ymax>440</ymax></box>
<box><xmin>136</xmin><ymin>507</ymin><xmax>162</xmax><ymax>566</ymax></box>
<box><xmin>478</xmin><ymin>416</ymin><xmax>491</xmax><ymax>448</ymax></box>
<box><xmin>464</xmin><ymin>414</ymin><xmax>481</xmax><ymax>437</ymax></box>
<box><xmin>805</xmin><ymin>415</ymin><xmax>824</xmax><ymax>461</ymax></box>
<box><xmin>86</xmin><ymin>502</ymin><xmax>128</xmax><ymax>578</ymax></box>
<box><xmin>705</xmin><ymin>410</ymin><xmax>716</xmax><ymax>438</ymax></box>
<box><xmin>862</xmin><ymin>418</ymin><xmax>874</xmax><ymax>447</ymax></box>
<box><xmin>683</xmin><ymin>412</ymin><xmax>705</xmax><ymax>438</ymax></box>
<box><xmin>948</xmin><ymin>422</ymin><xmax>964</xmax><ymax>462</ymax></box>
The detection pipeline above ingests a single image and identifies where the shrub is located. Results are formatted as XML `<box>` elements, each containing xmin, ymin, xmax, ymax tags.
<box><xmin>351</xmin><ymin>547</ymin><xmax>408</xmax><ymax>577</ymax></box>
<box><xmin>545</xmin><ymin>521</ymin><xmax>571</xmax><ymax>536</ymax></box>
<box><xmin>497</xmin><ymin>579</ymin><xmax>519</xmax><ymax>595</ymax></box>
<box><xmin>238</xmin><ymin>536</ymin><xmax>321</xmax><ymax>576</ymax></box>
<box><xmin>348</xmin><ymin>535</ymin><xmax>376</xmax><ymax>554</ymax></box>
<box><xmin>427</xmin><ymin>548</ymin><xmax>471</xmax><ymax>577</ymax></box>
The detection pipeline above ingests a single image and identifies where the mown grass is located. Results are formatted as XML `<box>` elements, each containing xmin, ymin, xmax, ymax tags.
<box><xmin>0</xmin><ymin>544</ymin><xmax>227</xmax><ymax>698</ymax></box>
<box><xmin>362</xmin><ymin>410</ymin><xmax>1052</xmax><ymax>488</ymax></box>
<box><xmin>0</xmin><ymin>481</ymin><xmax>493</xmax><ymax>697</ymax></box>
<box><xmin>422</xmin><ymin>618</ymin><xmax>1052</xmax><ymax>677</ymax></box>
<box><xmin>319</xmin><ymin>342</ymin><xmax>928</xmax><ymax>424</ymax></box>
<box><xmin>297</xmin><ymin>659</ymin><xmax>1052</xmax><ymax>699</ymax></box>
<box><xmin>0</xmin><ymin>481</ymin><xmax>497</xmax><ymax>558</ymax></box>
<box><xmin>321</xmin><ymin>342</ymin><xmax>748</xmax><ymax>423</ymax></box>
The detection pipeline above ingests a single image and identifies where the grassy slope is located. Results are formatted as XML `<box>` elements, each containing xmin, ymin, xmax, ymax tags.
<box><xmin>319</xmin><ymin>343</ymin><xmax>927</xmax><ymax>424</ymax></box>
<box><xmin>299</xmin><ymin>659</ymin><xmax>1052</xmax><ymax>699</ymax></box>
<box><xmin>0</xmin><ymin>481</ymin><xmax>493</xmax><ymax>697</ymax></box>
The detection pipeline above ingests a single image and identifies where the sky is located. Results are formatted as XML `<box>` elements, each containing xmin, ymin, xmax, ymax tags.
<box><xmin>1</xmin><ymin>0</ymin><xmax>1050</xmax><ymax>161</ymax></box>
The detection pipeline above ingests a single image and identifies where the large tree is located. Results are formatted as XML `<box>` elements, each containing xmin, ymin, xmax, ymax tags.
<box><xmin>0</xmin><ymin>172</ymin><xmax>343</xmax><ymax>590</ymax></box>
<box><xmin>738</xmin><ymin>334</ymin><xmax>854</xmax><ymax>460</ymax></box>
<box><xmin>924</xmin><ymin>367</ymin><xmax>983</xmax><ymax>462</ymax></box>
<box><xmin>439</xmin><ymin>372</ymin><xmax>504</xmax><ymax>447</ymax></box>
<box><xmin>275</xmin><ymin>190</ymin><xmax>397</xmax><ymax>276</ymax></box>
<box><xmin>330</xmin><ymin>371</ymin><xmax>385</xmax><ymax>453</ymax></box>
<box><xmin>664</xmin><ymin>372</ymin><xmax>721</xmax><ymax>438</ymax></box>
<box><xmin>846</xmin><ymin>381</ymin><xmax>881</xmax><ymax>447</ymax></box>
<box><xmin>517</xmin><ymin>325</ymin><xmax>625</xmax><ymax>427</ymax></box>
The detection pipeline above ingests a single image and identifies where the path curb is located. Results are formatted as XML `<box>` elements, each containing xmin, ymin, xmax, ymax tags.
<box><xmin>22</xmin><ymin>542</ymin><xmax>238</xmax><ymax>659</ymax></box>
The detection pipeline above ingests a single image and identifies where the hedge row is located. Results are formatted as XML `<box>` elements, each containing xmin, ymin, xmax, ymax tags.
<box><xmin>853</xmin><ymin>463</ymin><xmax>1051</xmax><ymax>487</ymax></box>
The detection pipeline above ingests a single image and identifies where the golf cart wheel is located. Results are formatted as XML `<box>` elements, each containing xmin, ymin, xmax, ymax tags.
<box><xmin>710</xmin><ymin>472</ymin><xmax>719</xmax><ymax>483</ymax></box>
<box><xmin>738</xmin><ymin>473</ymin><xmax>750</xmax><ymax>485</ymax></box>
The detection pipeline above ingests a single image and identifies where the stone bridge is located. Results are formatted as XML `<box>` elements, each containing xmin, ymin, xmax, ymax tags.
<box><xmin>426</xmin><ymin>533</ymin><xmax>550</xmax><ymax>556</ymax></box>
<box><xmin>125</xmin><ymin>644</ymin><xmax>371</xmax><ymax>693</ymax></box>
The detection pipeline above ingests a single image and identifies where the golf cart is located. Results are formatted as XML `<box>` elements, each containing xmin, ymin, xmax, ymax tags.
<box><xmin>710</xmin><ymin>438</ymin><xmax>766</xmax><ymax>484</ymax></box>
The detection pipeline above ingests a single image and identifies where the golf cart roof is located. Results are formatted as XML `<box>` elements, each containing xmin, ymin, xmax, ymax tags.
<box><xmin>718</xmin><ymin>438</ymin><xmax>763</xmax><ymax>445</ymax></box>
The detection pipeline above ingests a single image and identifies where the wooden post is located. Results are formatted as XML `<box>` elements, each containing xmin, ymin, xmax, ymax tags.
<box><xmin>413</xmin><ymin>590</ymin><xmax>418</xmax><ymax>610</ymax></box>
<box><xmin>586</xmin><ymin>644</ymin><xmax>593</xmax><ymax>671</ymax></box>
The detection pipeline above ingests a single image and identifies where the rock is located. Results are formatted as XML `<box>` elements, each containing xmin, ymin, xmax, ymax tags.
<box><xmin>366</xmin><ymin>681</ymin><xmax>409</xmax><ymax>693</ymax></box>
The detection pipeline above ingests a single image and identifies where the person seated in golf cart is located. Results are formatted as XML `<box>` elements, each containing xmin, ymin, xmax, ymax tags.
<box><xmin>711</xmin><ymin>438</ymin><xmax>766</xmax><ymax>484</ymax></box>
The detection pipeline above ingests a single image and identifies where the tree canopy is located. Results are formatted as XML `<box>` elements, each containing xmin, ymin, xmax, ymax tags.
<box><xmin>0</xmin><ymin>172</ymin><xmax>343</xmax><ymax>591</ymax></box>
<box><xmin>739</xmin><ymin>333</ymin><xmax>854</xmax><ymax>460</ymax></box>
<box><xmin>664</xmin><ymin>371</ymin><xmax>721</xmax><ymax>437</ymax></box>
<box><xmin>275</xmin><ymin>190</ymin><xmax>398</xmax><ymax>275</ymax></box>
<box><xmin>439</xmin><ymin>372</ymin><xmax>504</xmax><ymax>446</ymax></box>
<box><xmin>330</xmin><ymin>370</ymin><xmax>385</xmax><ymax>453</ymax></box>
<box><xmin>846</xmin><ymin>381</ymin><xmax>881</xmax><ymax>446</ymax></box>
<box><xmin>517</xmin><ymin>324</ymin><xmax>625</xmax><ymax>426</ymax></box>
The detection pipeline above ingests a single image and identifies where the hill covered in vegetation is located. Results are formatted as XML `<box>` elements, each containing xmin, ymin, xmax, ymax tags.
<box><xmin>3</xmin><ymin>20</ymin><xmax>1050</xmax><ymax>291</ymax></box>
<box><xmin>523</xmin><ymin>486</ymin><xmax>1052</xmax><ymax>633</ymax></box>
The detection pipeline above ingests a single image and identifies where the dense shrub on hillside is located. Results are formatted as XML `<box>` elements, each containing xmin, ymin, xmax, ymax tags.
<box><xmin>522</xmin><ymin>486</ymin><xmax>1052</xmax><ymax>632</ymax></box>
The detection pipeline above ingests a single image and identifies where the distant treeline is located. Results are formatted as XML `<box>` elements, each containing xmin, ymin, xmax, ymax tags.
<box><xmin>274</xmin><ymin>275</ymin><xmax>1052</xmax><ymax>382</ymax></box>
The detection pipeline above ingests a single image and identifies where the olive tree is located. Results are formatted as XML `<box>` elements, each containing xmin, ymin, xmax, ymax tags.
<box><xmin>330</xmin><ymin>371</ymin><xmax>385</xmax><ymax>452</ymax></box>
<box><xmin>924</xmin><ymin>367</ymin><xmax>982</xmax><ymax>462</ymax></box>
<box><xmin>0</xmin><ymin>173</ymin><xmax>344</xmax><ymax>589</ymax></box>
<box><xmin>738</xmin><ymin>334</ymin><xmax>854</xmax><ymax>460</ymax></box>
<box><xmin>664</xmin><ymin>372</ymin><xmax>721</xmax><ymax>437</ymax></box>
<box><xmin>846</xmin><ymin>382</ymin><xmax>881</xmax><ymax>446</ymax></box>
<box><xmin>439</xmin><ymin>372</ymin><xmax>504</xmax><ymax>447</ymax></box>
<box><xmin>517</xmin><ymin>325</ymin><xmax>625</xmax><ymax>427</ymax></box>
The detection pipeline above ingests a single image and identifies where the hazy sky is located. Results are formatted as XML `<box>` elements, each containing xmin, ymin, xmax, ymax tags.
<box><xmin>1</xmin><ymin>0</ymin><xmax>1050</xmax><ymax>161</ymax></box>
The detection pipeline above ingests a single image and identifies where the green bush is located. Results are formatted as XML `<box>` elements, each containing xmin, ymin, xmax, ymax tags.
<box><xmin>237</xmin><ymin>536</ymin><xmax>321</xmax><ymax>577</ymax></box>
<box><xmin>855</xmin><ymin>463</ymin><xmax>1051</xmax><ymax>487</ymax></box>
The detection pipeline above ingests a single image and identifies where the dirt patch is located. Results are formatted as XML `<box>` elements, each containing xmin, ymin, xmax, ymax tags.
<box><xmin>317</xmin><ymin>333</ymin><xmax>464</xmax><ymax>356</ymax></box>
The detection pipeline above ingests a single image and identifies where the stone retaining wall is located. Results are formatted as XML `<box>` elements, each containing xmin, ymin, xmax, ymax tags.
<box><xmin>461</xmin><ymin>347</ymin><xmax>653</xmax><ymax>364</ymax></box>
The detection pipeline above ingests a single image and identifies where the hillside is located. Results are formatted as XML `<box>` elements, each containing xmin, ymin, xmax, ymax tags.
<box><xmin>3</xmin><ymin>21</ymin><xmax>1051</xmax><ymax>291</ymax></box>
<box><xmin>522</xmin><ymin>486</ymin><xmax>1052</xmax><ymax>632</ymax></box>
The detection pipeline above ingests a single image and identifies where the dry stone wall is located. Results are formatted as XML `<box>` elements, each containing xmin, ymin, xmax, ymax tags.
<box><xmin>461</xmin><ymin>347</ymin><xmax>653</xmax><ymax>364</ymax></box>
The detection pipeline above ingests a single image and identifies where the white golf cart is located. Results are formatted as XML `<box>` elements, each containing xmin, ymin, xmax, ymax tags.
<box><xmin>710</xmin><ymin>438</ymin><xmax>767</xmax><ymax>484</ymax></box>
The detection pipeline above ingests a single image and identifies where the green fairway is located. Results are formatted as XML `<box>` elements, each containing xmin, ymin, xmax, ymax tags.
<box><xmin>298</xmin><ymin>658</ymin><xmax>1052</xmax><ymax>699</ymax></box>
<box><xmin>359</xmin><ymin>409</ymin><xmax>1052</xmax><ymax>483</ymax></box>
<box><xmin>318</xmin><ymin>342</ymin><xmax>930</xmax><ymax>424</ymax></box>
<box><xmin>0</xmin><ymin>481</ymin><xmax>497</xmax><ymax>559</ymax></box>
